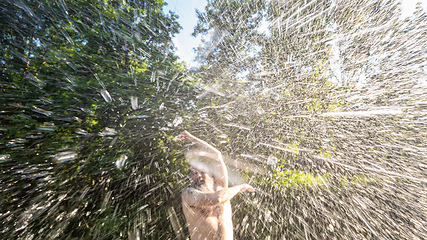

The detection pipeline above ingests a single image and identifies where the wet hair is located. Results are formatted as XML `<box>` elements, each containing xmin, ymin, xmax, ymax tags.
<box><xmin>188</xmin><ymin>160</ymin><xmax>212</xmax><ymax>175</ymax></box>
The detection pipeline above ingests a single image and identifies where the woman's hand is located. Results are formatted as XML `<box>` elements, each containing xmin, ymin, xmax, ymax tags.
<box><xmin>177</xmin><ymin>130</ymin><xmax>195</xmax><ymax>143</ymax></box>
<box><xmin>239</xmin><ymin>184</ymin><xmax>255</xmax><ymax>193</ymax></box>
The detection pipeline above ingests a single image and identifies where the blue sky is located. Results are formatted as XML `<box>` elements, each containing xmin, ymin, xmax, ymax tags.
<box><xmin>164</xmin><ymin>0</ymin><xmax>426</xmax><ymax>67</ymax></box>
<box><xmin>163</xmin><ymin>0</ymin><xmax>207</xmax><ymax>67</ymax></box>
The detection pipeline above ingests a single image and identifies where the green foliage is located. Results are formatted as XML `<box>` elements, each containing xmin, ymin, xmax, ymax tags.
<box><xmin>188</xmin><ymin>0</ymin><xmax>423</xmax><ymax>239</ymax></box>
<box><xmin>0</xmin><ymin>0</ymin><xmax>195</xmax><ymax>238</ymax></box>
<box><xmin>257</xmin><ymin>169</ymin><xmax>323</xmax><ymax>188</ymax></box>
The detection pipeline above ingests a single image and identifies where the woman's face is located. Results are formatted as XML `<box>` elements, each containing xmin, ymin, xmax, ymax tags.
<box><xmin>190</xmin><ymin>168</ymin><xmax>210</xmax><ymax>185</ymax></box>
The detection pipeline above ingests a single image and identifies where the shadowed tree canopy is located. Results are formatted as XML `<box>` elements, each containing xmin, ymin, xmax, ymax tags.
<box><xmin>1</xmin><ymin>0</ymin><xmax>196</xmax><ymax>238</ymax></box>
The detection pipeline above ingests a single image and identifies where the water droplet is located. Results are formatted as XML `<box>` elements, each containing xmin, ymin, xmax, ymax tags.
<box><xmin>115</xmin><ymin>155</ymin><xmax>127</xmax><ymax>169</ymax></box>
<box><xmin>200</xmin><ymin>85</ymin><xmax>226</xmax><ymax>98</ymax></box>
<box><xmin>0</xmin><ymin>154</ymin><xmax>11</xmax><ymax>162</ymax></box>
<box><xmin>267</xmin><ymin>155</ymin><xmax>278</xmax><ymax>165</ymax></box>
<box><xmin>7</xmin><ymin>138</ymin><xmax>26</xmax><ymax>147</ymax></box>
<box><xmin>13</xmin><ymin>0</ymin><xmax>35</xmax><ymax>17</ymax></box>
<box><xmin>168</xmin><ymin>207</ymin><xmax>184</xmax><ymax>239</ymax></box>
<box><xmin>76</xmin><ymin>129</ymin><xmax>89</xmax><ymax>135</ymax></box>
<box><xmin>52</xmin><ymin>151</ymin><xmax>77</xmax><ymax>163</ymax></box>
<box><xmin>25</xmin><ymin>73</ymin><xmax>46</xmax><ymax>88</ymax></box>
<box><xmin>126</xmin><ymin>115</ymin><xmax>149</xmax><ymax>119</ymax></box>
<box><xmin>150</xmin><ymin>71</ymin><xmax>156</xmax><ymax>82</ymax></box>
<box><xmin>131</xmin><ymin>96</ymin><xmax>138</xmax><ymax>110</ymax></box>
<box><xmin>99</xmin><ymin>127</ymin><xmax>117</xmax><ymax>136</ymax></box>
<box><xmin>135</xmin><ymin>32</ymin><xmax>141</xmax><ymax>41</ymax></box>
<box><xmin>159</xmin><ymin>102</ymin><xmax>165</xmax><ymax>110</ymax></box>
<box><xmin>38</xmin><ymin>122</ymin><xmax>56</xmax><ymax>131</ymax></box>
<box><xmin>264</xmin><ymin>209</ymin><xmax>273</xmax><ymax>222</ymax></box>
<box><xmin>172</xmin><ymin>116</ymin><xmax>183</xmax><ymax>127</ymax></box>
<box><xmin>32</xmin><ymin>106</ymin><xmax>52</xmax><ymax>116</ymax></box>
<box><xmin>69</xmin><ymin>209</ymin><xmax>78</xmax><ymax>218</ymax></box>
<box><xmin>100</xmin><ymin>89</ymin><xmax>112</xmax><ymax>103</ymax></box>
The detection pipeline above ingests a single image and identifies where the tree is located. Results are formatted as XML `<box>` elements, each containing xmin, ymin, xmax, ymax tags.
<box><xmin>1</xmin><ymin>0</ymin><xmax>195</xmax><ymax>239</ymax></box>
<box><xmin>192</xmin><ymin>0</ymin><xmax>427</xmax><ymax>239</ymax></box>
